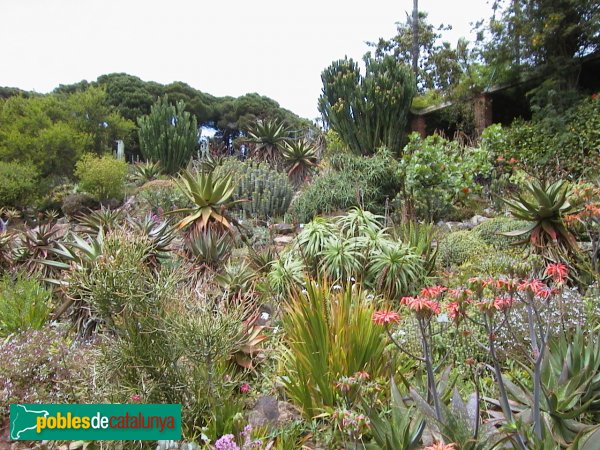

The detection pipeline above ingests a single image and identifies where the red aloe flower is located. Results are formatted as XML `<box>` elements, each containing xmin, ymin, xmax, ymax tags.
<box><xmin>406</xmin><ymin>297</ymin><xmax>441</xmax><ymax>316</ymax></box>
<box><xmin>420</xmin><ymin>285</ymin><xmax>447</xmax><ymax>299</ymax></box>
<box><xmin>545</xmin><ymin>262</ymin><xmax>568</xmax><ymax>284</ymax></box>
<box><xmin>372</xmin><ymin>310</ymin><xmax>401</xmax><ymax>325</ymax></box>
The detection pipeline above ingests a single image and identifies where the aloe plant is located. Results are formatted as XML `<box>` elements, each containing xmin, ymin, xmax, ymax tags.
<box><xmin>281</xmin><ymin>139</ymin><xmax>318</xmax><ymax>186</ymax></box>
<box><xmin>77</xmin><ymin>206</ymin><xmax>125</xmax><ymax>236</ymax></box>
<box><xmin>187</xmin><ymin>228</ymin><xmax>233</xmax><ymax>270</ymax></box>
<box><xmin>502</xmin><ymin>179</ymin><xmax>581</xmax><ymax>257</ymax></box>
<box><xmin>132</xmin><ymin>160</ymin><xmax>163</xmax><ymax>184</ymax></box>
<box><xmin>169</xmin><ymin>169</ymin><xmax>244</xmax><ymax>235</ymax></box>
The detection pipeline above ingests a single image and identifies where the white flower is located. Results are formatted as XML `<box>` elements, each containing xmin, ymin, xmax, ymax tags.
<box><xmin>260</xmin><ymin>312</ymin><xmax>270</xmax><ymax>321</ymax></box>
<box><xmin>436</xmin><ymin>313</ymin><xmax>449</xmax><ymax>323</ymax></box>
<box><xmin>333</xmin><ymin>284</ymin><xmax>342</xmax><ymax>290</ymax></box>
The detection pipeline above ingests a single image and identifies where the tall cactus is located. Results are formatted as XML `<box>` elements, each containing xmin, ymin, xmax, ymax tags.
<box><xmin>318</xmin><ymin>55</ymin><xmax>415</xmax><ymax>156</ymax></box>
<box><xmin>138</xmin><ymin>96</ymin><xmax>198</xmax><ymax>174</ymax></box>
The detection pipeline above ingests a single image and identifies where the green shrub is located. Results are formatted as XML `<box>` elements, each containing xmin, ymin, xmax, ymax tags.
<box><xmin>215</xmin><ymin>158</ymin><xmax>293</xmax><ymax>220</ymax></box>
<box><xmin>472</xmin><ymin>216</ymin><xmax>531</xmax><ymax>249</ymax></box>
<box><xmin>459</xmin><ymin>248</ymin><xmax>542</xmax><ymax>279</ymax></box>
<box><xmin>482</xmin><ymin>96</ymin><xmax>600</xmax><ymax>180</ymax></box>
<box><xmin>136</xmin><ymin>179</ymin><xmax>190</xmax><ymax>214</ymax></box>
<box><xmin>290</xmin><ymin>148</ymin><xmax>402</xmax><ymax>223</ymax></box>
<box><xmin>401</xmin><ymin>133</ymin><xmax>492</xmax><ymax>221</ymax></box>
<box><xmin>0</xmin><ymin>274</ymin><xmax>51</xmax><ymax>337</ymax></box>
<box><xmin>74</xmin><ymin>154</ymin><xmax>128</xmax><ymax>201</ymax></box>
<box><xmin>436</xmin><ymin>230</ymin><xmax>489</xmax><ymax>269</ymax></box>
<box><xmin>0</xmin><ymin>161</ymin><xmax>39</xmax><ymax>208</ymax></box>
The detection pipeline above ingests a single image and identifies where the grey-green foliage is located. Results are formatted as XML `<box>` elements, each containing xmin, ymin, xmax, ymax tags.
<box><xmin>318</xmin><ymin>55</ymin><xmax>415</xmax><ymax>156</ymax></box>
<box><xmin>138</xmin><ymin>96</ymin><xmax>198</xmax><ymax>175</ymax></box>
<box><xmin>473</xmin><ymin>217</ymin><xmax>531</xmax><ymax>249</ymax></box>
<box><xmin>436</xmin><ymin>230</ymin><xmax>489</xmax><ymax>269</ymax></box>
<box><xmin>215</xmin><ymin>158</ymin><xmax>293</xmax><ymax>220</ymax></box>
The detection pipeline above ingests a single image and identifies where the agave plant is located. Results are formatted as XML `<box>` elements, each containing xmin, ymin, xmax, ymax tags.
<box><xmin>168</xmin><ymin>169</ymin><xmax>245</xmax><ymax>236</ymax></box>
<box><xmin>77</xmin><ymin>206</ymin><xmax>124</xmax><ymax>236</ymax></box>
<box><xmin>502</xmin><ymin>179</ymin><xmax>581</xmax><ymax>257</ymax></box>
<box><xmin>187</xmin><ymin>228</ymin><xmax>233</xmax><ymax>270</ymax></box>
<box><xmin>486</xmin><ymin>329</ymin><xmax>600</xmax><ymax>447</ymax></box>
<box><xmin>215</xmin><ymin>261</ymin><xmax>257</xmax><ymax>299</ymax></box>
<box><xmin>281</xmin><ymin>139</ymin><xmax>318</xmax><ymax>186</ymax></box>
<box><xmin>366</xmin><ymin>240</ymin><xmax>424</xmax><ymax>300</ymax></box>
<box><xmin>245</xmin><ymin>119</ymin><xmax>291</xmax><ymax>164</ymax></box>
<box><xmin>132</xmin><ymin>160</ymin><xmax>163</xmax><ymax>184</ymax></box>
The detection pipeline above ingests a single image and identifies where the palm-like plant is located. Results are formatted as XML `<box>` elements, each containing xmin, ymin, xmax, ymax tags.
<box><xmin>168</xmin><ymin>169</ymin><xmax>244</xmax><ymax>235</ymax></box>
<box><xmin>502</xmin><ymin>179</ymin><xmax>581</xmax><ymax>257</ymax></box>
<box><xmin>336</xmin><ymin>207</ymin><xmax>384</xmax><ymax>238</ymax></box>
<box><xmin>246</xmin><ymin>119</ymin><xmax>291</xmax><ymax>164</ymax></box>
<box><xmin>319</xmin><ymin>236</ymin><xmax>364</xmax><ymax>282</ymax></box>
<box><xmin>281</xmin><ymin>139</ymin><xmax>318</xmax><ymax>186</ymax></box>
<box><xmin>367</xmin><ymin>240</ymin><xmax>424</xmax><ymax>300</ymax></box>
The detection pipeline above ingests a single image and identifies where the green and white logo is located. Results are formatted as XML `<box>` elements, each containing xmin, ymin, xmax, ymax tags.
<box><xmin>10</xmin><ymin>404</ymin><xmax>181</xmax><ymax>441</ymax></box>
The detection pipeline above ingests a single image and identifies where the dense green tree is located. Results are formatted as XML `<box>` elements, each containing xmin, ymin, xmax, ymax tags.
<box><xmin>137</xmin><ymin>96</ymin><xmax>198</xmax><ymax>174</ymax></box>
<box><xmin>318</xmin><ymin>55</ymin><xmax>415</xmax><ymax>156</ymax></box>
<box><xmin>475</xmin><ymin>0</ymin><xmax>600</xmax><ymax>87</ymax></box>
<box><xmin>368</xmin><ymin>11</ymin><xmax>464</xmax><ymax>92</ymax></box>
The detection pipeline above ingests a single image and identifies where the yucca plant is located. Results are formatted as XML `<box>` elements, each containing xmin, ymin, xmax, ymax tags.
<box><xmin>281</xmin><ymin>139</ymin><xmax>318</xmax><ymax>186</ymax></box>
<box><xmin>336</xmin><ymin>207</ymin><xmax>384</xmax><ymax>238</ymax></box>
<box><xmin>267</xmin><ymin>251</ymin><xmax>305</xmax><ymax>298</ymax></box>
<box><xmin>366</xmin><ymin>240</ymin><xmax>424</xmax><ymax>300</ymax></box>
<box><xmin>187</xmin><ymin>228</ymin><xmax>233</xmax><ymax>271</ymax></box>
<box><xmin>77</xmin><ymin>206</ymin><xmax>124</xmax><ymax>236</ymax></box>
<box><xmin>132</xmin><ymin>160</ymin><xmax>163</xmax><ymax>183</ymax></box>
<box><xmin>168</xmin><ymin>169</ymin><xmax>245</xmax><ymax>236</ymax></box>
<box><xmin>502</xmin><ymin>179</ymin><xmax>581</xmax><ymax>258</ymax></box>
<box><xmin>281</xmin><ymin>280</ymin><xmax>387</xmax><ymax>418</ymax></box>
<box><xmin>245</xmin><ymin>119</ymin><xmax>291</xmax><ymax>165</ymax></box>
<box><xmin>319</xmin><ymin>236</ymin><xmax>364</xmax><ymax>282</ymax></box>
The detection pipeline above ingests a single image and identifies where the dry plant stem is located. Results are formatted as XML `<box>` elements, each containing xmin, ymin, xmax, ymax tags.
<box><xmin>417</xmin><ymin>317</ymin><xmax>443</xmax><ymax>423</ymax></box>
<box><xmin>483</xmin><ymin>313</ymin><xmax>528</xmax><ymax>450</ymax></box>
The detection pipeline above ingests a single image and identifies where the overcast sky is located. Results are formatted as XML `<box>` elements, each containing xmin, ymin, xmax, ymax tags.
<box><xmin>1</xmin><ymin>0</ymin><xmax>492</xmax><ymax>120</ymax></box>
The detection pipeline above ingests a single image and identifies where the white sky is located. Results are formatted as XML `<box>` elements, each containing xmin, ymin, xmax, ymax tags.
<box><xmin>0</xmin><ymin>0</ymin><xmax>492</xmax><ymax>120</ymax></box>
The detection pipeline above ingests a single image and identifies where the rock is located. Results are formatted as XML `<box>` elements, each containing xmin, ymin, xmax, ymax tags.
<box><xmin>437</xmin><ymin>221</ymin><xmax>470</xmax><ymax>232</ymax></box>
<box><xmin>271</xmin><ymin>223</ymin><xmax>295</xmax><ymax>235</ymax></box>
<box><xmin>469</xmin><ymin>214</ymin><xmax>489</xmax><ymax>227</ymax></box>
<box><xmin>273</xmin><ymin>235</ymin><xmax>294</xmax><ymax>246</ymax></box>
<box><xmin>247</xmin><ymin>396</ymin><xmax>301</xmax><ymax>429</ymax></box>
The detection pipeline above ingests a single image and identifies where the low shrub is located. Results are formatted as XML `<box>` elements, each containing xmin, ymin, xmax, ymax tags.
<box><xmin>61</xmin><ymin>192</ymin><xmax>98</xmax><ymax>217</ymax></box>
<box><xmin>290</xmin><ymin>149</ymin><xmax>402</xmax><ymax>223</ymax></box>
<box><xmin>136</xmin><ymin>179</ymin><xmax>190</xmax><ymax>214</ymax></box>
<box><xmin>472</xmin><ymin>216</ymin><xmax>531</xmax><ymax>248</ymax></box>
<box><xmin>0</xmin><ymin>161</ymin><xmax>39</xmax><ymax>208</ymax></box>
<box><xmin>74</xmin><ymin>154</ymin><xmax>128</xmax><ymax>201</ymax></box>
<box><xmin>436</xmin><ymin>230</ymin><xmax>489</xmax><ymax>269</ymax></box>
<box><xmin>0</xmin><ymin>273</ymin><xmax>51</xmax><ymax>337</ymax></box>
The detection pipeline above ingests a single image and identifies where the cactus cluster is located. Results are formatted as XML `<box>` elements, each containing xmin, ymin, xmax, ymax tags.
<box><xmin>216</xmin><ymin>159</ymin><xmax>293</xmax><ymax>220</ymax></box>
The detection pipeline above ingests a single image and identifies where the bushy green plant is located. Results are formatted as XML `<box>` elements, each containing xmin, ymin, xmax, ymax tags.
<box><xmin>74</xmin><ymin>154</ymin><xmax>128</xmax><ymax>200</ymax></box>
<box><xmin>137</xmin><ymin>96</ymin><xmax>198</xmax><ymax>174</ymax></box>
<box><xmin>401</xmin><ymin>133</ymin><xmax>492</xmax><ymax>221</ymax></box>
<box><xmin>472</xmin><ymin>217</ymin><xmax>531</xmax><ymax>248</ymax></box>
<box><xmin>436</xmin><ymin>230</ymin><xmax>489</xmax><ymax>269</ymax></box>
<box><xmin>0</xmin><ymin>161</ymin><xmax>39</xmax><ymax>208</ymax></box>
<box><xmin>0</xmin><ymin>274</ymin><xmax>51</xmax><ymax>337</ymax></box>
<box><xmin>281</xmin><ymin>281</ymin><xmax>388</xmax><ymax>418</ymax></box>
<box><xmin>483</xmin><ymin>96</ymin><xmax>600</xmax><ymax>180</ymax></box>
<box><xmin>136</xmin><ymin>179</ymin><xmax>191</xmax><ymax>214</ymax></box>
<box><xmin>215</xmin><ymin>158</ymin><xmax>293</xmax><ymax>220</ymax></box>
<box><xmin>290</xmin><ymin>149</ymin><xmax>402</xmax><ymax>223</ymax></box>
